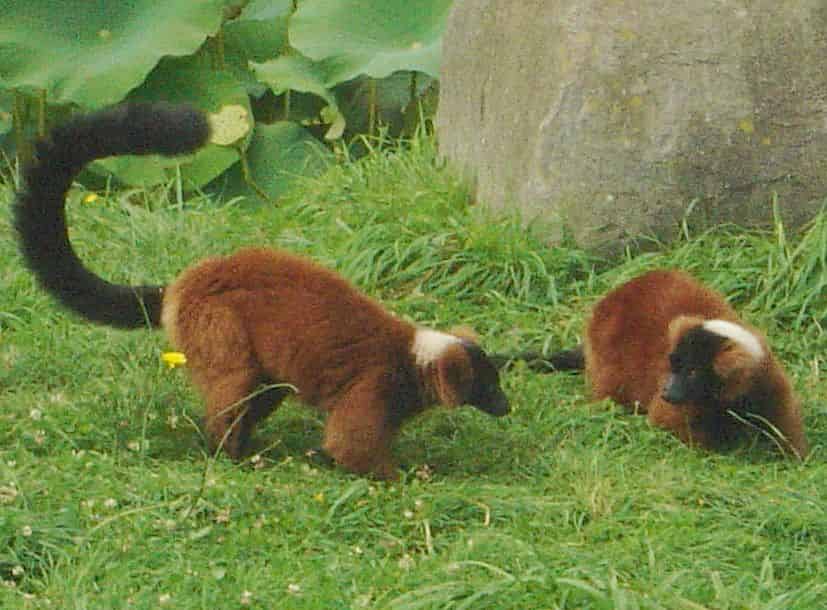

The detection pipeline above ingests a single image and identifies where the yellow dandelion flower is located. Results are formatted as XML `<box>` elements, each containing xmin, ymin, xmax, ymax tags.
<box><xmin>82</xmin><ymin>193</ymin><xmax>101</xmax><ymax>205</ymax></box>
<box><xmin>161</xmin><ymin>351</ymin><xmax>187</xmax><ymax>369</ymax></box>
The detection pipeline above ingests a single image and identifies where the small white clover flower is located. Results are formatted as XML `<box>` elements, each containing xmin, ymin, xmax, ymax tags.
<box><xmin>0</xmin><ymin>485</ymin><xmax>18</xmax><ymax>504</ymax></box>
<box><xmin>214</xmin><ymin>508</ymin><xmax>231</xmax><ymax>524</ymax></box>
<box><xmin>398</xmin><ymin>554</ymin><xmax>415</xmax><ymax>570</ymax></box>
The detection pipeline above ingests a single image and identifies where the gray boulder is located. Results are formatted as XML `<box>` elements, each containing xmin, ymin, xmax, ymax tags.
<box><xmin>437</xmin><ymin>0</ymin><xmax>827</xmax><ymax>249</ymax></box>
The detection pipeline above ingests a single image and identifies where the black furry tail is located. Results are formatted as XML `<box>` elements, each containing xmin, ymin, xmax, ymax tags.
<box><xmin>491</xmin><ymin>345</ymin><xmax>585</xmax><ymax>373</ymax></box>
<box><xmin>13</xmin><ymin>102</ymin><xmax>210</xmax><ymax>328</ymax></box>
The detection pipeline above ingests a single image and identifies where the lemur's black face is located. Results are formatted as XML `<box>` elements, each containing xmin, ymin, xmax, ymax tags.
<box><xmin>462</xmin><ymin>343</ymin><xmax>510</xmax><ymax>417</ymax></box>
<box><xmin>662</xmin><ymin>327</ymin><xmax>725</xmax><ymax>406</ymax></box>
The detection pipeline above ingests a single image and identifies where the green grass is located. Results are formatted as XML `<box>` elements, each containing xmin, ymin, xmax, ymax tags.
<box><xmin>0</xmin><ymin>135</ymin><xmax>825</xmax><ymax>609</ymax></box>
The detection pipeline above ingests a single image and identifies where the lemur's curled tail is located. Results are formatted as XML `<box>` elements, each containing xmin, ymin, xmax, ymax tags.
<box><xmin>490</xmin><ymin>345</ymin><xmax>585</xmax><ymax>372</ymax></box>
<box><xmin>13</xmin><ymin>102</ymin><xmax>210</xmax><ymax>328</ymax></box>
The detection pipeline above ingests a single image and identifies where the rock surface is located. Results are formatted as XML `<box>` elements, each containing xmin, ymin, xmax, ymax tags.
<box><xmin>437</xmin><ymin>0</ymin><xmax>827</xmax><ymax>249</ymax></box>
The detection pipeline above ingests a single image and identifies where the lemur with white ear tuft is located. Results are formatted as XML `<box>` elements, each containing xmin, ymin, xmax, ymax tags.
<box><xmin>498</xmin><ymin>270</ymin><xmax>808</xmax><ymax>458</ymax></box>
<box><xmin>13</xmin><ymin>102</ymin><xmax>509</xmax><ymax>479</ymax></box>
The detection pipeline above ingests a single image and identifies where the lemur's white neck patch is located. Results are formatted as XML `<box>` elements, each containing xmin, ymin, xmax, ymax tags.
<box><xmin>412</xmin><ymin>329</ymin><xmax>460</xmax><ymax>366</ymax></box>
<box><xmin>703</xmin><ymin>320</ymin><xmax>764</xmax><ymax>360</ymax></box>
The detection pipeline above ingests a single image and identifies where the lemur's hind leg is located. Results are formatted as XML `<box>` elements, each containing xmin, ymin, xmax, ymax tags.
<box><xmin>181</xmin><ymin>303</ymin><xmax>267</xmax><ymax>459</ymax></box>
<box><xmin>198</xmin><ymin>382</ymin><xmax>290</xmax><ymax>459</ymax></box>
<box><xmin>245</xmin><ymin>385</ymin><xmax>291</xmax><ymax>429</ymax></box>
<box><xmin>200</xmin><ymin>369</ymin><xmax>261</xmax><ymax>459</ymax></box>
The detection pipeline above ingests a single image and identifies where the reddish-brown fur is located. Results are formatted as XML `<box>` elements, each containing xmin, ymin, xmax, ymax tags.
<box><xmin>162</xmin><ymin>247</ymin><xmax>506</xmax><ymax>478</ymax></box>
<box><xmin>584</xmin><ymin>269</ymin><xmax>808</xmax><ymax>457</ymax></box>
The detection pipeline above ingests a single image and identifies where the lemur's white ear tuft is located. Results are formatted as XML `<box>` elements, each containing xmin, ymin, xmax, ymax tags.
<box><xmin>703</xmin><ymin>320</ymin><xmax>764</xmax><ymax>361</ymax></box>
<box><xmin>412</xmin><ymin>329</ymin><xmax>461</xmax><ymax>367</ymax></box>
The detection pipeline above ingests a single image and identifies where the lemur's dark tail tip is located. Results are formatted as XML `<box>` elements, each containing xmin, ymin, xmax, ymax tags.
<box><xmin>124</xmin><ymin>102</ymin><xmax>211</xmax><ymax>155</ymax></box>
<box><xmin>39</xmin><ymin>101</ymin><xmax>211</xmax><ymax>165</ymax></box>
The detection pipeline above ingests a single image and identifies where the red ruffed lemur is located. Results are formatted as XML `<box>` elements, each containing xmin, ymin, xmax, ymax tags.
<box><xmin>13</xmin><ymin>102</ymin><xmax>509</xmax><ymax>479</ymax></box>
<box><xmin>498</xmin><ymin>270</ymin><xmax>808</xmax><ymax>458</ymax></box>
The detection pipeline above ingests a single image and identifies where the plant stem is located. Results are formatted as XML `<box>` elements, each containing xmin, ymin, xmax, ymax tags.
<box><xmin>409</xmin><ymin>71</ymin><xmax>418</xmax><ymax>105</ymax></box>
<box><xmin>368</xmin><ymin>78</ymin><xmax>377</xmax><ymax>137</ymax></box>
<box><xmin>210</xmin><ymin>28</ymin><xmax>225</xmax><ymax>70</ymax></box>
<box><xmin>13</xmin><ymin>91</ymin><xmax>32</xmax><ymax>167</ymax></box>
<box><xmin>37</xmin><ymin>89</ymin><xmax>46</xmax><ymax>137</ymax></box>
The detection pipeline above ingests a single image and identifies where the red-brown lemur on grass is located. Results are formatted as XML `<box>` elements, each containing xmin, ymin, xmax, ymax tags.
<box><xmin>496</xmin><ymin>270</ymin><xmax>808</xmax><ymax>458</ymax></box>
<box><xmin>13</xmin><ymin>102</ymin><xmax>510</xmax><ymax>479</ymax></box>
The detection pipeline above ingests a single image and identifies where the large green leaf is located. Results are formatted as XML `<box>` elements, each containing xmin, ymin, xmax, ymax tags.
<box><xmin>238</xmin><ymin>0</ymin><xmax>293</xmax><ymax>21</ymax></box>
<box><xmin>251</xmin><ymin>54</ymin><xmax>345</xmax><ymax>139</ymax></box>
<box><xmin>212</xmin><ymin>121</ymin><xmax>331</xmax><ymax>202</ymax></box>
<box><xmin>290</xmin><ymin>0</ymin><xmax>452</xmax><ymax>82</ymax></box>
<box><xmin>0</xmin><ymin>0</ymin><xmax>224</xmax><ymax>107</ymax></box>
<box><xmin>222</xmin><ymin>3</ymin><xmax>292</xmax><ymax>96</ymax></box>
<box><xmin>252</xmin><ymin>54</ymin><xmax>333</xmax><ymax>102</ymax></box>
<box><xmin>92</xmin><ymin>56</ymin><xmax>252</xmax><ymax>189</ymax></box>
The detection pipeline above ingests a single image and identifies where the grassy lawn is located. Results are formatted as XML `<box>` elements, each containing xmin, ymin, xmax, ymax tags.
<box><xmin>1</xmin><ymin>135</ymin><xmax>825</xmax><ymax>609</ymax></box>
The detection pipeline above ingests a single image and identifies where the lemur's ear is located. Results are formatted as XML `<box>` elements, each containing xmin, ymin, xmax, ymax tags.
<box><xmin>433</xmin><ymin>343</ymin><xmax>474</xmax><ymax>407</ymax></box>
